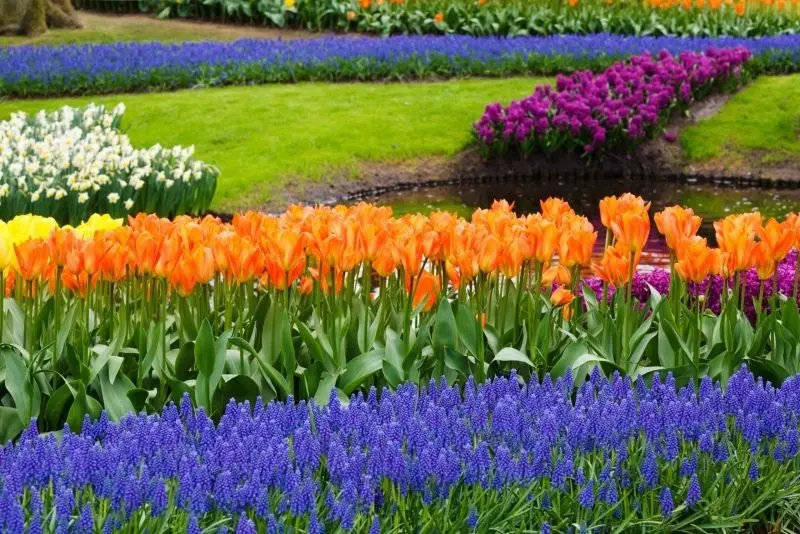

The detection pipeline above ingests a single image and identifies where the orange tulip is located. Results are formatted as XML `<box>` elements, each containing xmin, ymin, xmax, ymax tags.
<box><xmin>524</xmin><ymin>215</ymin><xmax>559</xmax><ymax>265</ymax></box>
<box><xmin>610</xmin><ymin>211</ymin><xmax>650</xmax><ymax>255</ymax></box>
<box><xmin>559</xmin><ymin>225</ymin><xmax>597</xmax><ymax>268</ymax></box>
<box><xmin>757</xmin><ymin>218</ymin><xmax>795</xmax><ymax>263</ymax></box>
<box><xmin>654</xmin><ymin>206</ymin><xmax>702</xmax><ymax>250</ymax></box>
<box><xmin>478</xmin><ymin>234</ymin><xmax>502</xmax><ymax>274</ymax></box>
<box><xmin>434</xmin><ymin>11</ymin><xmax>444</xmax><ymax>24</ymax></box>
<box><xmin>541</xmin><ymin>264</ymin><xmax>572</xmax><ymax>288</ymax></box>
<box><xmin>591</xmin><ymin>243</ymin><xmax>633</xmax><ymax>287</ymax></box>
<box><xmin>753</xmin><ymin>242</ymin><xmax>776</xmax><ymax>281</ymax></box>
<box><xmin>550</xmin><ymin>286</ymin><xmax>574</xmax><ymax>306</ymax></box>
<box><xmin>359</xmin><ymin>0</ymin><xmax>371</xmax><ymax>8</ymax></box>
<box><xmin>599</xmin><ymin>193</ymin><xmax>650</xmax><ymax>229</ymax></box>
<box><xmin>99</xmin><ymin>241</ymin><xmax>128</xmax><ymax>282</ymax></box>
<box><xmin>61</xmin><ymin>271</ymin><xmax>91</xmax><ymax>298</ymax></box>
<box><xmin>540</xmin><ymin>197</ymin><xmax>573</xmax><ymax>226</ymax></box>
<box><xmin>14</xmin><ymin>240</ymin><xmax>50</xmax><ymax>282</ymax></box>
<box><xmin>412</xmin><ymin>271</ymin><xmax>440</xmax><ymax>312</ymax></box>
<box><xmin>714</xmin><ymin>213</ymin><xmax>760</xmax><ymax>272</ymax></box>
<box><xmin>265</xmin><ymin>228</ymin><xmax>306</xmax><ymax>274</ymax></box>
<box><xmin>674</xmin><ymin>236</ymin><xmax>721</xmax><ymax>283</ymax></box>
<box><xmin>735</xmin><ymin>1</ymin><xmax>745</xmax><ymax>15</ymax></box>
<box><xmin>299</xmin><ymin>276</ymin><xmax>314</xmax><ymax>295</ymax></box>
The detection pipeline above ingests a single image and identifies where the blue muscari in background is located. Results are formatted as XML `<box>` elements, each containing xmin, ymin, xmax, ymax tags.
<box><xmin>1</xmin><ymin>34</ymin><xmax>799</xmax><ymax>97</ymax></box>
<box><xmin>2</xmin><ymin>365</ymin><xmax>800</xmax><ymax>532</ymax></box>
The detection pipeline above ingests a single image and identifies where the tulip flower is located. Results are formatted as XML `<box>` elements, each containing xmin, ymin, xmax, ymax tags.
<box><xmin>757</xmin><ymin>218</ymin><xmax>795</xmax><ymax>263</ymax></box>
<box><xmin>674</xmin><ymin>236</ymin><xmax>721</xmax><ymax>283</ymax></box>
<box><xmin>610</xmin><ymin>211</ymin><xmax>650</xmax><ymax>256</ymax></box>
<box><xmin>654</xmin><ymin>206</ymin><xmax>702</xmax><ymax>250</ymax></box>
<box><xmin>541</xmin><ymin>264</ymin><xmax>571</xmax><ymax>288</ymax></box>
<box><xmin>540</xmin><ymin>198</ymin><xmax>573</xmax><ymax>226</ymax></box>
<box><xmin>592</xmin><ymin>243</ymin><xmax>633</xmax><ymax>287</ymax></box>
<box><xmin>412</xmin><ymin>271</ymin><xmax>440</xmax><ymax>312</ymax></box>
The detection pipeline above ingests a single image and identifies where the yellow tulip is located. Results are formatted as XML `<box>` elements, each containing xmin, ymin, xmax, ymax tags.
<box><xmin>0</xmin><ymin>222</ymin><xmax>16</xmax><ymax>271</ymax></box>
<box><xmin>7</xmin><ymin>215</ymin><xmax>59</xmax><ymax>243</ymax></box>
<box><xmin>74</xmin><ymin>213</ymin><xmax>124</xmax><ymax>239</ymax></box>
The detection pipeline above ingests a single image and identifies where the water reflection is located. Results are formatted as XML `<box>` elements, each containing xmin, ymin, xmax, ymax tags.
<box><xmin>361</xmin><ymin>177</ymin><xmax>800</xmax><ymax>268</ymax></box>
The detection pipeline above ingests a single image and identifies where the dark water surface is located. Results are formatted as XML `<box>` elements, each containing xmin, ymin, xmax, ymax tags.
<box><xmin>361</xmin><ymin>177</ymin><xmax>800</xmax><ymax>267</ymax></box>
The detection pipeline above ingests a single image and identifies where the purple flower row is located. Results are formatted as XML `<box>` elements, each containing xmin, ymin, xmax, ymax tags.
<box><xmin>582</xmin><ymin>250</ymin><xmax>800</xmax><ymax>320</ymax></box>
<box><xmin>0</xmin><ymin>34</ymin><xmax>797</xmax><ymax>97</ymax></box>
<box><xmin>2</xmin><ymin>366</ymin><xmax>800</xmax><ymax>531</ymax></box>
<box><xmin>474</xmin><ymin>47</ymin><xmax>751</xmax><ymax>157</ymax></box>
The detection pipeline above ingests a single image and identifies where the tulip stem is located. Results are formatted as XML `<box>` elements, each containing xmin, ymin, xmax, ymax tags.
<box><xmin>362</xmin><ymin>263</ymin><xmax>370</xmax><ymax>353</ymax></box>
<box><xmin>794</xmin><ymin>253</ymin><xmax>800</xmax><ymax>303</ymax></box>
<box><xmin>0</xmin><ymin>270</ymin><xmax>4</xmax><ymax>345</ymax></box>
<box><xmin>512</xmin><ymin>265</ymin><xmax>526</xmax><ymax>344</ymax></box>
<box><xmin>53</xmin><ymin>267</ymin><xmax>61</xmax><ymax>367</ymax></box>
<box><xmin>694</xmin><ymin>298</ymin><xmax>702</xmax><ymax>392</ymax></box>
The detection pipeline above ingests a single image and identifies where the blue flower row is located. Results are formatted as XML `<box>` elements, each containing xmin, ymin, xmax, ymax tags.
<box><xmin>2</xmin><ymin>366</ymin><xmax>800</xmax><ymax>532</ymax></box>
<box><xmin>2</xmin><ymin>34</ymin><xmax>800</xmax><ymax>97</ymax></box>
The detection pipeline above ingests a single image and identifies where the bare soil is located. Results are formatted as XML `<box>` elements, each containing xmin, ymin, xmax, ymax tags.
<box><xmin>258</xmin><ymin>91</ymin><xmax>800</xmax><ymax>213</ymax></box>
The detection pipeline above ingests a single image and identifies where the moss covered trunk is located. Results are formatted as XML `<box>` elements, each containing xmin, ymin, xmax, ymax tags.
<box><xmin>0</xmin><ymin>0</ymin><xmax>81</xmax><ymax>36</ymax></box>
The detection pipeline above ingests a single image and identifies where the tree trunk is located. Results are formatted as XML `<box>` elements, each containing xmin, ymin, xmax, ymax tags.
<box><xmin>1</xmin><ymin>0</ymin><xmax>82</xmax><ymax>36</ymax></box>
<box><xmin>20</xmin><ymin>0</ymin><xmax>47</xmax><ymax>36</ymax></box>
<box><xmin>46</xmin><ymin>0</ymin><xmax>82</xmax><ymax>29</ymax></box>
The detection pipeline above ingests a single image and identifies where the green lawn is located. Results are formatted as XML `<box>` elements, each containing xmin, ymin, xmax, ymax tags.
<box><xmin>0</xmin><ymin>12</ymin><xmax>320</xmax><ymax>47</ymax></box>
<box><xmin>680</xmin><ymin>75</ymin><xmax>800</xmax><ymax>165</ymax></box>
<box><xmin>1</xmin><ymin>75</ymin><xmax>796</xmax><ymax>212</ymax></box>
<box><xmin>0</xmin><ymin>78</ymin><xmax>546</xmax><ymax>210</ymax></box>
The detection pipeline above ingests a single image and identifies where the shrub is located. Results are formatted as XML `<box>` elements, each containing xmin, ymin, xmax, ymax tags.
<box><xmin>0</xmin><ymin>103</ymin><xmax>218</xmax><ymax>224</ymax></box>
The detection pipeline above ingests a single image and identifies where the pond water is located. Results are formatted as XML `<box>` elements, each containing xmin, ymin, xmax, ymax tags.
<box><xmin>361</xmin><ymin>177</ymin><xmax>800</xmax><ymax>268</ymax></box>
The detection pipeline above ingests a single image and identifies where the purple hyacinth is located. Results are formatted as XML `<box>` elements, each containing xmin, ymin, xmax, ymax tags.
<box><xmin>1</xmin><ymin>35</ymin><xmax>796</xmax><ymax>99</ymax></box>
<box><xmin>686</xmin><ymin>474</ymin><xmax>702</xmax><ymax>508</ymax></box>
<box><xmin>235</xmin><ymin>513</ymin><xmax>256</xmax><ymax>534</ymax></box>
<box><xmin>578</xmin><ymin>480</ymin><xmax>595</xmax><ymax>509</ymax></box>
<box><xmin>466</xmin><ymin>507</ymin><xmax>478</xmax><ymax>530</ymax></box>
<box><xmin>475</xmin><ymin>48</ymin><xmax>751</xmax><ymax>157</ymax></box>
<box><xmin>659</xmin><ymin>487</ymin><xmax>674</xmax><ymax>518</ymax></box>
<box><xmin>4</xmin><ymin>365</ymin><xmax>800</xmax><ymax>530</ymax></box>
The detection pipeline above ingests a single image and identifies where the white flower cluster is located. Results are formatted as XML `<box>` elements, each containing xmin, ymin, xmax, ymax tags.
<box><xmin>0</xmin><ymin>103</ymin><xmax>218</xmax><ymax>222</ymax></box>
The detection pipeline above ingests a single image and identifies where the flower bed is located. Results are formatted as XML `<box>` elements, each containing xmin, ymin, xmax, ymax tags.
<box><xmin>474</xmin><ymin>47</ymin><xmax>751</xmax><ymax>157</ymax></box>
<box><xmin>79</xmin><ymin>0</ymin><xmax>800</xmax><ymax>38</ymax></box>
<box><xmin>4</xmin><ymin>366</ymin><xmax>800</xmax><ymax>531</ymax></box>
<box><xmin>1</xmin><ymin>34</ymin><xmax>798</xmax><ymax>97</ymax></box>
<box><xmin>0</xmin><ymin>104</ymin><xmax>218</xmax><ymax>224</ymax></box>
<box><xmin>1</xmin><ymin>197</ymin><xmax>800</xmax><ymax>442</ymax></box>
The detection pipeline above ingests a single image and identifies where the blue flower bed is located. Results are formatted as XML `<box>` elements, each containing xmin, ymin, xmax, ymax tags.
<box><xmin>1</xmin><ymin>34</ymin><xmax>799</xmax><ymax>97</ymax></box>
<box><xmin>3</xmin><ymin>366</ymin><xmax>800</xmax><ymax>532</ymax></box>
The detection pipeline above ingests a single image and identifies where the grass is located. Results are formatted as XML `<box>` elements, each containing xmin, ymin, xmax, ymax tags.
<box><xmin>0</xmin><ymin>78</ymin><xmax>547</xmax><ymax>211</ymax></box>
<box><xmin>680</xmin><ymin>75</ymin><xmax>800</xmax><ymax>165</ymax></box>
<box><xmin>0</xmin><ymin>12</ymin><xmax>321</xmax><ymax>47</ymax></box>
<box><xmin>0</xmin><ymin>75</ymin><xmax>796</xmax><ymax>212</ymax></box>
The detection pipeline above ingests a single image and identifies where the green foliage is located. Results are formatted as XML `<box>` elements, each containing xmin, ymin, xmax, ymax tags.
<box><xmin>0</xmin><ymin>78</ymin><xmax>547</xmax><ymax>210</ymax></box>
<box><xmin>79</xmin><ymin>0</ymin><xmax>800</xmax><ymax>37</ymax></box>
<box><xmin>680</xmin><ymin>73</ymin><xmax>800</xmax><ymax>164</ymax></box>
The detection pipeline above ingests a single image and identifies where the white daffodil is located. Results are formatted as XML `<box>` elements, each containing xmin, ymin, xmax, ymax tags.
<box><xmin>0</xmin><ymin>103</ymin><xmax>218</xmax><ymax>220</ymax></box>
